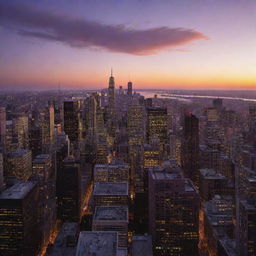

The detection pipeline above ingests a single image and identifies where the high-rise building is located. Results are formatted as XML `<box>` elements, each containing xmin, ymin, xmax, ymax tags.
<box><xmin>40</xmin><ymin>105</ymin><xmax>55</xmax><ymax>147</ymax></box>
<box><xmin>213</xmin><ymin>98</ymin><xmax>223</xmax><ymax>110</ymax></box>
<box><xmin>0</xmin><ymin>153</ymin><xmax>4</xmax><ymax>190</ymax></box>
<box><xmin>64</xmin><ymin>100</ymin><xmax>79</xmax><ymax>142</ymax></box>
<box><xmin>32</xmin><ymin>154</ymin><xmax>56</xmax><ymax>249</ymax></box>
<box><xmin>5</xmin><ymin>149</ymin><xmax>32</xmax><ymax>181</ymax></box>
<box><xmin>58</xmin><ymin>157</ymin><xmax>81</xmax><ymax>222</ymax></box>
<box><xmin>203</xmin><ymin>195</ymin><xmax>235</xmax><ymax>256</ymax></box>
<box><xmin>147</xmin><ymin>107</ymin><xmax>168</xmax><ymax>146</ymax></box>
<box><xmin>238</xmin><ymin>199</ymin><xmax>256</xmax><ymax>256</ymax></box>
<box><xmin>0</xmin><ymin>107</ymin><xmax>6</xmax><ymax>149</ymax></box>
<box><xmin>76</xmin><ymin>231</ymin><xmax>118</xmax><ymax>256</ymax></box>
<box><xmin>107</xmin><ymin>70</ymin><xmax>116</xmax><ymax>137</ymax></box>
<box><xmin>94</xmin><ymin>162</ymin><xmax>129</xmax><ymax>183</ymax></box>
<box><xmin>181</xmin><ymin>113</ymin><xmax>199</xmax><ymax>186</ymax></box>
<box><xmin>14</xmin><ymin>115</ymin><xmax>29</xmax><ymax>149</ymax></box>
<box><xmin>108</xmin><ymin>70</ymin><xmax>115</xmax><ymax>118</ymax></box>
<box><xmin>132</xmin><ymin>235</ymin><xmax>153</xmax><ymax>256</ymax></box>
<box><xmin>93</xmin><ymin>182</ymin><xmax>128</xmax><ymax>207</ymax></box>
<box><xmin>29</xmin><ymin>124</ymin><xmax>42</xmax><ymax>158</ymax></box>
<box><xmin>127</xmin><ymin>81</ymin><xmax>132</xmax><ymax>97</ymax></box>
<box><xmin>47</xmin><ymin>222</ymin><xmax>79</xmax><ymax>256</ymax></box>
<box><xmin>148</xmin><ymin>167</ymin><xmax>199</xmax><ymax>256</ymax></box>
<box><xmin>92</xmin><ymin>206</ymin><xmax>128</xmax><ymax>247</ymax></box>
<box><xmin>0</xmin><ymin>181</ymin><xmax>39</xmax><ymax>256</ymax></box>
<box><xmin>127</xmin><ymin>105</ymin><xmax>145</xmax><ymax>147</ymax></box>
<box><xmin>143</xmin><ymin>144</ymin><xmax>161</xmax><ymax>169</ymax></box>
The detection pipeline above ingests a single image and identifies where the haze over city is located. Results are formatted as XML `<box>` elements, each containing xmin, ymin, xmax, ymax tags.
<box><xmin>0</xmin><ymin>0</ymin><xmax>255</xmax><ymax>90</ymax></box>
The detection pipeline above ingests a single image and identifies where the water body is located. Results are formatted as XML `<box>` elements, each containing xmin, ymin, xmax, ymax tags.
<box><xmin>138</xmin><ymin>90</ymin><xmax>256</xmax><ymax>103</ymax></box>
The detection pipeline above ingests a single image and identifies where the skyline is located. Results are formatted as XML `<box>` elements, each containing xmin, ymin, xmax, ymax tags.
<box><xmin>0</xmin><ymin>0</ymin><xmax>256</xmax><ymax>90</ymax></box>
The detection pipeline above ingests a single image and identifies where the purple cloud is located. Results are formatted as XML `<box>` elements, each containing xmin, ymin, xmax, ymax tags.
<box><xmin>0</xmin><ymin>3</ymin><xmax>208</xmax><ymax>55</ymax></box>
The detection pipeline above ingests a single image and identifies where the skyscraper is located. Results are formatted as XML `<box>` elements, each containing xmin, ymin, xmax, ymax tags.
<box><xmin>0</xmin><ymin>181</ymin><xmax>39</xmax><ymax>256</ymax></box>
<box><xmin>107</xmin><ymin>70</ymin><xmax>116</xmax><ymax>136</ymax></box>
<box><xmin>63</xmin><ymin>100</ymin><xmax>79</xmax><ymax>142</ymax></box>
<box><xmin>147</xmin><ymin>107</ymin><xmax>168</xmax><ymax>146</ymax></box>
<box><xmin>181</xmin><ymin>113</ymin><xmax>199</xmax><ymax>186</ymax></box>
<box><xmin>5</xmin><ymin>149</ymin><xmax>32</xmax><ymax>181</ymax></box>
<box><xmin>0</xmin><ymin>107</ymin><xmax>6</xmax><ymax>149</ymax></box>
<box><xmin>148</xmin><ymin>167</ymin><xmax>199</xmax><ymax>256</ymax></box>
<box><xmin>0</xmin><ymin>153</ymin><xmax>3</xmax><ymax>190</ymax></box>
<box><xmin>108</xmin><ymin>69</ymin><xmax>115</xmax><ymax>116</ymax></box>
<box><xmin>32</xmin><ymin>154</ymin><xmax>56</xmax><ymax>249</ymax></box>
<box><xmin>127</xmin><ymin>81</ymin><xmax>132</xmax><ymax>97</ymax></box>
<box><xmin>238</xmin><ymin>199</ymin><xmax>256</xmax><ymax>256</ymax></box>
<box><xmin>58</xmin><ymin>157</ymin><xmax>81</xmax><ymax>222</ymax></box>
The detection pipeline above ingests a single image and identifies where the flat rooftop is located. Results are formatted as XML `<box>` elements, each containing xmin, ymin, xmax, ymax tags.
<box><xmin>93</xmin><ymin>206</ymin><xmax>128</xmax><ymax>222</ymax></box>
<box><xmin>199</xmin><ymin>169</ymin><xmax>226</xmax><ymax>179</ymax></box>
<box><xmin>117</xmin><ymin>248</ymin><xmax>128</xmax><ymax>256</ymax></box>
<box><xmin>0</xmin><ymin>181</ymin><xmax>37</xmax><ymax>200</ymax></box>
<box><xmin>33</xmin><ymin>154</ymin><xmax>50</xmax><ymax>164</ymax></box>
<box><xmin>7</xmin><ymin>149</ymin><xmax>30</xmax><ymax>158</ymax></box>
<box><xmin>240</xmin><ymin>199</ymin><xmax>256</xmax><ymax>210</ymax></box>
<box><xmin>151</xmin><ymin>171</ymin><xmax>181</xmax><ymax>180</ymax></box>
<box><xmin>47</xmin><ymin>222</ymin><xmax>79</xmax><ymax>256</ymax></box>
<box><xmin>76</xmin><ymin>231</ymin><xmax>117</xmax><ymax>256</ymax></box>
<box><xmin>93</xmin><ymin>182</ymin><xmax>128</xmax><ymax>196</ymax></box>
<box><xmin>94</xmin><ymin>163</ymin><xmax>129</xmax><ymax>170</ymax></box>
<box><xmin>132</xmin><ymin>235</ymin><xmax>153</xmax><ymax>256</ymax></box>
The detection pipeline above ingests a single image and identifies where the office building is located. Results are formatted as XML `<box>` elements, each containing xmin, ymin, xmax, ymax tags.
<box><xmin>92</xmin><ymin>206</ymin><xmax>128</xmax><ymax>247</ymax></box>
<box><xmin>181</xmin><ymin>113</ymin><xmax>199</xmax><ymax>185</ymax></box>
<box><xmin>238</xmin><ymin>199</ymin><xmax>256</xmax><ymax>256</ymax></box>
<box><xmin>132</xmin><ymin>235</ymin><xmax>153</xmax><ymax>256</ymax></box>
<box><xmin>32</xmin><ymin>154</ymin><xmax>56</xmax><ymax>249</ymax></box>
<box><xmin>5</xmin><ymin>149</ymin><xmax>32</xmax><ymax>181</ymax></box>
<box><xmin>94</xmin><ymin>163</ymin><xmax>129</xmax><ymax>183</ymax></box>
<box><xmin>64</xmin><ymin>100</ymin><xmax>79</xmax><ymax>142</ymax></box>
<box><xmin>76</xmin><ymin>231</ymin><xmax>118</xmax><ymax>256</ymax></box>
<box><xmin>58</xmin><ymin>157</ymin><xmax>81</xmax><ymax>222</ymax></box>
<box><xmin>47</xmin><ymin>222</ymin><xmax>79</xmax><ymax>256</ymax></box>
<box><xmin>93</xmin><ymin>182</ymin><xmax>128</xmax><ymax>207</ymax></box>
<box><xmin>148</xmin><ymin>168</ymin><xmax>199</xmax><ymax>256</ymax></box>
<box><xmin>147</xmin><ymin>107</ymin><xmax>168</xmax><ymax>146</ymax></box>
<box><xmin>0</xmin><ymin>181</ymin><xmax>39</xmax><ymax>256</ymax></box>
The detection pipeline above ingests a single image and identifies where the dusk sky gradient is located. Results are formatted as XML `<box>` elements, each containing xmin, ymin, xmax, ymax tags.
<box><xmin>0</xmin><ymin>0</ymin><xmax>255</xmax><ymax>90</ymax></box>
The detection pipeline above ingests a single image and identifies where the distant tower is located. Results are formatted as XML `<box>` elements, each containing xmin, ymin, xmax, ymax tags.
<box><xmin>108</xmin><ymin>69</ymin><xmax>115</xmax><ymax>115</ymax></box>
<box><xmin>127</xmin><ymin>81</ymin><xmax>133</xmax><ymax>96</ymax></box>
<box><xmin>107</xmin><ymin>69</ymin><xmax>116</xmax><ymax>136</ymax></box>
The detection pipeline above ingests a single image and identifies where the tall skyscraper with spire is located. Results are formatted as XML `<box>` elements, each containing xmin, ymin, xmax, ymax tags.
<box><xmin>107</xmin><ymin>69</ymin><xmax>116</xmax><ymax>136</ymax></box>
<box><xmin>108</xmin><ymin>69</ymin><xmax>115</xmax><ymax>115</ymax></box>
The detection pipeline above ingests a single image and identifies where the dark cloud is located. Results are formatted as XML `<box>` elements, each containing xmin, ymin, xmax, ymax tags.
<box><xmin>0</xmin><ymin>2</ymin><xmax>208</xmax><ymax>55</ymax></box>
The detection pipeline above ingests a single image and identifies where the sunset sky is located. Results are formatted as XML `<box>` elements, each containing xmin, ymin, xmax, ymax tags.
<box><xmin>0</xmin><ymin>0</ymin><xmax>255</xmax><ymax>90</ymax></box>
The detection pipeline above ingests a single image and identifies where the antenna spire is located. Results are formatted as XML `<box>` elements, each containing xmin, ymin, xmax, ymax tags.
<box><xmin>111</xmin><ymin>67</ymin><xmax>113</xmax><ymax>77</ymax></box>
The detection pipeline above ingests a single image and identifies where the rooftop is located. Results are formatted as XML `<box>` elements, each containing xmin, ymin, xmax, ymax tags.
<box><xmin>218</xmin><ymin>238</ymin><xmax>238</xmax><ymax>256</ymax></box>
<box><xmin>0</xmin><ymin>181</ymin><xmax>37</xmax><ymax>200</ymax></box>
<box><xmin>240</xmin><ymin>199</ymin><xmax>256</xmax><ymax>210</ymax></box>
<box><xmin>93</xmin><ymin>206</ymin><xmax>128</xmax><ymax>222</ymax></box>
<box><xmin>76</xmin><ymin>231</ymin><xmax>117</xmax><ymax>256</ymax></box>
<box><xmin>199</xmin><ymin>169</ymin><xmax>226</xmax><ymax>179</ymax></box>
<box><xmin>7</xmin><ymin>149</ymin><xmax>31</xmax><ymax>158</ymax></box>
<box><xmin>93</xmin><ymin>182</ymin><xmax>128</xmax><ymax>196</ymax></box>
<box><xmin>117</xmin><ymin>248</ymin><xmax>128</xmax><ymax>256</ymax></box>
<box><xmin>151</xmin><ymin>170</ymin><xmax>181</xmax><ymax>180</ymax></box>
<box><xmin>47</xmin><ymin>222</ymin><xmax>79</xmax><ymax>256</ymax></box>
<box><xmin>33</xmin><ymin>154</ymin><xmax>50</xmax><ymax>164</ymax></box>
<box><xmin>132</xmin><ymin>235</ymin><xmax>153</xmax><ymax>256</ymax></box>
<box><xmin>94</xmin><ymin>163</ymin><xmax>129</xmax><ymax>170</ymax></box>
